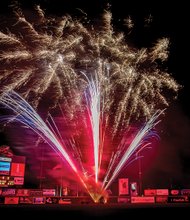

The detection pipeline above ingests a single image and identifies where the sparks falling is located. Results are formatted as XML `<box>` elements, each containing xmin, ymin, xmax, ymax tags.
<box><xmin>103</xmin><ymin>110</ymin><xmax>162</xmax><ymax>190</ymax></box>
<box><xmin>0</xmin><ymin>5</ymin><xmax>180</xmax><ymax>202</ymax></box>
<box><xmin>83</xmin><ymin>72</ymin><xmax>101</xmax><ymax>183</ymax></box>
<box><xmin>0</xmin><ymin>90</ymin><xmax>160</xmax><ymax>202</ymax></box>
<box><xmin>0</xmin><ymin>91</ymin><xmax>99</xmax><ymax>200</ymax></box>
<box><xmin>0</xmin><ymin>7</ymin><xmax>179</xmax><ymax>127</ymax></box>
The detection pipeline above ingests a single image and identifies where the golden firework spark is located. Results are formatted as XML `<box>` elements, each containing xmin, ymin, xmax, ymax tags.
<box><xmin>0</xmin><ymin>5</ymin><xmax>180</xmax><ymax>134</ymax></box>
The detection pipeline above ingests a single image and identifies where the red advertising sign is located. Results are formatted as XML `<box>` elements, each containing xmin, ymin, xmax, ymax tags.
<box><xmin>170</xmin><ymin>189</ymin><xmax>180</xmax><ymax>195</ymax></box>
<box><xmin>58</xmin><ymin>198</ymin><xmax>71</xmax><ymax>204</ymax></box>
<box><xmin>156</xmin><ymin>189</ymin><xmax>169</xmax><ymax>196</ymax></box>
<box><xmin>42</xmin><ymin>189</ymin><xmax>56</xmax><ymax>196</ymax></box>
<box><xmin>155</xmin><ymin>196</ymin><xmax>168</xmax><ymax>203</ymax></box>
<box><xmin>4</xmin><ymin>197</ymin><xmax>19</xmax><ymax>204</ymax></box>
<box><xmin>131</xmin><ymin>196</ymin><xmax>155</xmax><ymax>203</ymax></box>
<box><xmin>29</xmin><ymin>190</ymin><xmax>43</xmax><ymax>197</ymax></box>
<box><xmin>117</xmin><ymin>197</ymin><xmax>130</xmax><ymax>203</ymax></box>
<box><xmin>119</xmin><ymin>178</ymin><xmax>129</xmax><ymax>195</ymax></box>
<box><xmin>144</xmin><ymin>189</ymin><xmax>156</xmax><ymax>196</ymax></box>
<box><xmin>16</xmin><ymin>189</ymin><xmax>30</xmax><ymax>196</ymax></box>
<box><xmin>11</xmin><ymin>163</ymin><xmax>25</xmax><ymax>177</ymax></box>
<box><xmin>14</xmin><ymin>177</ymin><xmax>24</xmax><ymax>185</ymax></box>
<box><xmin>19</xmin><ymin>197</ymin><xmax>33</xmax><ymax>204</ymax></box>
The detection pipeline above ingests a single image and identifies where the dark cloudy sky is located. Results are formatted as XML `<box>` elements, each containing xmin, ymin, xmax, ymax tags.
<box><xmin>0</xmin><ymin>0</ymin><xmax>190</xmax><ymax>191</ymax></box>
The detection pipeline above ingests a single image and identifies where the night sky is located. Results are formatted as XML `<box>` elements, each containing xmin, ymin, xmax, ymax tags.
<box><xmin>0</xmin><ymin>0</ymin><xmax>190</xmax><ymax>192</ymax></box>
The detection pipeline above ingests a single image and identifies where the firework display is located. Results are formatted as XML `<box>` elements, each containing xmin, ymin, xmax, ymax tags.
<box><xmin>0</xmin><ymin>5</ymin><xmax>179</xmax><ymax>202</ymax></box>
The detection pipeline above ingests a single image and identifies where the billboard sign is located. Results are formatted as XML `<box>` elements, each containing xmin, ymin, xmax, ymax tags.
<box><xmin>14</xmin><ymin>177</ymin><xmax>24</xmax><ymax>185</ymax></box>
<box><xmin>168</xmin><ymin>196</ymin><xmax>189</xmax><ymax>203</ymax></box>
<box><xmin>0</xmin><ymin>157</ymin><xmax>12</xmax><ymax>162</ymax></box>
<box><xmin>33</xmin><ymin>197</ymin><xmax>45</xmax><ymax>204</ymax></box>
<box><xmin>144</xmin><ymin>189</ymin><xmax>156</xmax><ymax>196</ymax></box>
<box><xmin>155</xmin><ymin>196</ymin><xmax>168</xmax><ymax>203</ymax></box>
<box><xmin>156</xmin><ymin>189</ymin><xmax>169</xmax><ymax>195</ymax></box>
<box><xmin>119</xmin><ymin>178</ymin><xmax>129</xmax><ymax>195</ymax></box>
<box><xmin>181</xmin><ymin>189</ymin><xmax>190</xmax><ymax>196</ymax></box>
<box><xmin>58</xmin><ymin>198</ymin><xmax>72</xmax><ymax>204</ymax></box>
<box><xmin>42</xmin><ymin>189</ymin><xmax>56</xmax><ymax>196</ymax></box>
<box><xmin>0</xmin><ymin>161</ymin><xmax>11</xmax><ymax>175</ymax></box>
<box><xmin>16</xmin><ymin>189</ymin><xmax>30</xmax><ymax>196</ymax></box>
<box><xmin>46</xmin><ymin>197</ymin><xmax>59</xmax><ymax>204</ymax></box>
<box><xmin>118</xmin><ymin>197</ymin><xmax>130</xmax><ymax>203</ymax></box>
<box><xmin>4</xmin><ymin>197</ymin><xmax>19</xmax><ymax>204</ymax></box>
<box><xmin>11</xmin><ymin>163</ymin><xmax>25</xmax><ymax>177</ymax></box>
<box><xmin>170</xmin><ymin>189</ymin><xmax>180</xmax><ymax>195</ymax></box>
<box><xmin>2</xmin><ymin>188</ymin><xmax>16</xmax><ymax>196</ymax></box>
<box><xmin>19</xmin><ymin>197</ymin><xmax>33</xmax><ymax>204</ymax></box>
<box><xmin>29</xmin><ymin>190</ymin><xmax>43</xmax><ymax>197</ymax></box>
<box><xmin>131</xmin><ymin>196</ymin><xmax>155</xmax><ymax>203</ymax></box>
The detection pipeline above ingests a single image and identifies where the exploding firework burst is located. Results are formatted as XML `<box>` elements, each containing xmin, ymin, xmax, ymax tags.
<box><xmin>0</xmin><ymin>5</ymin><xmax>180</xmax><ymax>202</ymax></box>
<box><xmin>0</xmin><ymin>6</ymin><xmax>179</xmax><ymax>126</ymax></box>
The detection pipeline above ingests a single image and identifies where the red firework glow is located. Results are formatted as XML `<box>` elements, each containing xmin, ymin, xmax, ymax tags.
<box><xmin>0</xmin><ymin>91</ymin><xmax>162</xmax><ymax>203</ymax></box>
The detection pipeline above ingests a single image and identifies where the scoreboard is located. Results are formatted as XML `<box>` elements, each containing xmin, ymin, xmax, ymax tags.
<box><xmin>0</xmin><ymin>156</ymin><xmax>25</xmax><ymax>187</ymax></box>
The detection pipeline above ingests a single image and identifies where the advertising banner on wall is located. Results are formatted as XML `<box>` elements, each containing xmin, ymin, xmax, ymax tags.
<box><xmin>0</xmin><ymin>161</ymin><xmax>11</xmax><ymax>175</ymax></box>
<box><xmin>181</xmin><ymin>189</ymin><xmax>190</xmax><ymax>196</ymax></box>
<box><xmin>118</xmin><ymin>197</ymin><xmax>131</xmax><ymax>203</ymax></box>
<box><xmin>144</xmin><ymin>189</ymin><xmax>156</xmax><ymax>196</ymax></box>
<box><xmin>19</xmin><ymin>197</ymin><xmax>33</xmax><ymax>204</ymax></box>
<box><xmin>155</xmin><ymin>196</ymin><xmax>168</xmax><ymax>203</ymax></box>
<box><xmin>29</xmin><ymin>190</ymin><xmax>43</xmax><ymax>197</ymax></box>
<box><xmin>14</xmin><ymin>177</ymin><xmax>24</xmax><ymax>185</ymax></box>
<box><xmin>156</xmin><ymin>189</ymin><xmax>169</xmax><ymax>196</ymax></box>
<box><xmin>42</xmin><ymin>189</ymin><xmax>56</xmax><ymax>196</ymax></box>
<box><xmin>168</xmin><ymin>196</ymin><xmax>189</xmax><ymax>203</ymax></box>
<box><xmin>11</xmin><ymin>163</ymin><xmax>25</xmax><ymax>177</ymax></box>
<box><xmin>45</xmin><ymin>197</ymin><xmax>59</xmax><ymax>204</ymax></box>
<box><xmin>131</xmin><ymin>196</ymin><xmax>155</xmax><ymax>203</ymax></box>
<box><xmin>33</xmin><ymin>197</ymin><xmax>45</xmax><ymax>204</ymax></box>
<box><xmin>16</xmin><ymin>189</ymin><xmax>30</xmax><ymax>196</ymax></box>
<box><xmin>4</xmin><ymin>196</ymin><xmax>19</xmax><ymax>204</ymax></box>
<box><xmin>119</xmin><ymin>178</ymin><xmax>129</xmax><ymax>195</ymax></box>
<box><xmin>2</xmin><ymin>188</ymin><xmax>16</xmax><ymax>196</ymax></box>
<box><xmin>58</xmin><ymin>198</ymin><xmax>72</xmax><ymax>204</ymax></box>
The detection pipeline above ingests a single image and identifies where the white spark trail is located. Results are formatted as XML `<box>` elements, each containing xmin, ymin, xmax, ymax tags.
<box><xmin>104</xmin><ymin>110</ymin><xmax>163</xmax><ymax>190</ymax></box>
<box><xmin>83</xmin><ymin>72</ymin><xmax>101</xmax><ymax>183</ymax></box>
